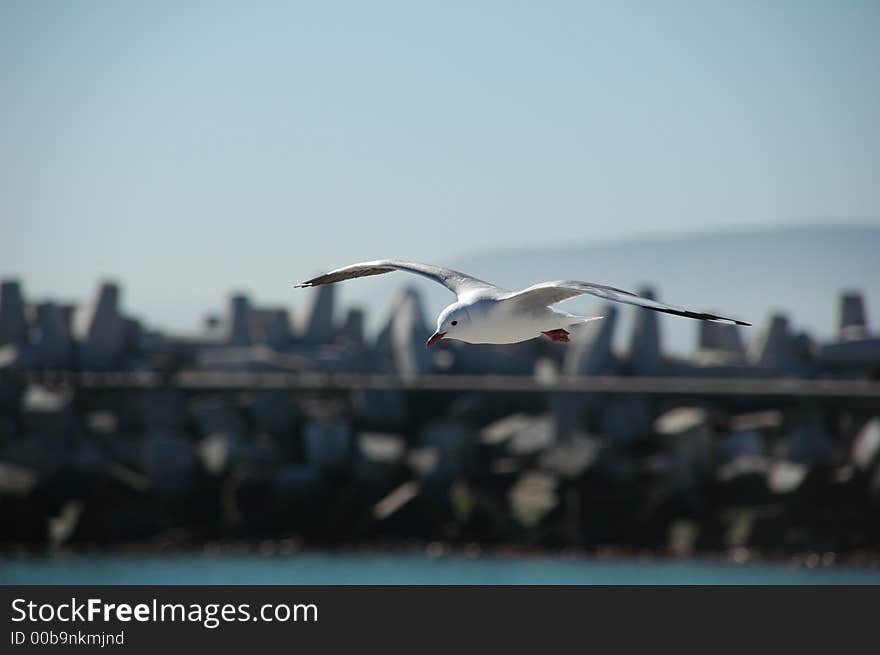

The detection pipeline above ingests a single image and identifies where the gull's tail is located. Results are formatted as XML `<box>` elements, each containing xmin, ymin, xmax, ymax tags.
<box><xmin>565</xmin><ymin>315</ymin><xmax>604</xmax><ymax>326</ymax></box>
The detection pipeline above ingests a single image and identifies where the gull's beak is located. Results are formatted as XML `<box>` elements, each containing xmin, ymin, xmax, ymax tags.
<box><xmin>425</xmin><ymin>331</ymin><xmax>446</xmax><ymax>349</ymax></box>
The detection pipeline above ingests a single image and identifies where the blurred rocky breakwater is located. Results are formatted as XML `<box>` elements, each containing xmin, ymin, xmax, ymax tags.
<box><xmin>1</xmin><ymin>279</ymin><xmax>879</xmax><ymax>556</ymax></box>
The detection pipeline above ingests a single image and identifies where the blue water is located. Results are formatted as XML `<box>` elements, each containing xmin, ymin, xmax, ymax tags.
<box><xmin>3</xmin><ymin>553</ymin><xmax>880</xmax><ymax>585</ymax></box>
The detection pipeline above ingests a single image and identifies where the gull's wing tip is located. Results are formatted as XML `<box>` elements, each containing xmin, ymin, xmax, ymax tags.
<box><xmin>294</xmin><ymin>282</ymin><xmax>312</xmax><ymax>289</ymax></box>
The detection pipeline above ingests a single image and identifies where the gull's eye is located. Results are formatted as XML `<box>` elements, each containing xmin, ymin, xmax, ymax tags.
<box><xmin>451</xmin><ymin>320</ymin><xmax>458</xmax><ymax>326</ymax></box>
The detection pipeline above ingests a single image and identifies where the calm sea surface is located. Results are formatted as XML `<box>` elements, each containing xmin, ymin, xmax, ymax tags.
<box><xmin>3</xmin><ymin>553</ymin><xmax>880</xmax><ymax>585</ymax></box>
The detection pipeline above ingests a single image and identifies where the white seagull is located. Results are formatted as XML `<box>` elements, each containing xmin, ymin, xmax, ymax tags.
<box><xmin>295</xmin><ymin>260</ymin><xmax>750</xmax><ymax>348</ymax></box>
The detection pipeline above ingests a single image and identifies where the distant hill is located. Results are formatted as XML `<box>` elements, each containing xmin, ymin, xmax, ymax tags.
<box><xmin>344</xmin><ymin>223</ymin><xmax>878</xmax><ymax>356</ymax></box>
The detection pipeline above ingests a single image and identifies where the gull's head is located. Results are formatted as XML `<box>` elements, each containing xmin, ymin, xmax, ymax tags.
<box><xmin>426</xmin><ymin>304</ymin><xmax>469</xmax><ymax>349</ymax></box>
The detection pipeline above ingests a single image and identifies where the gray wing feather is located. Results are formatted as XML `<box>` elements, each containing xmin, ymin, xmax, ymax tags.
<box><xmin>295</xmin><ymin>260</ymin><xmax>499</xmax><ymax>297</ymax></box>
<box><xmin>502</xmin><ymin>280</ymin><xmax>751</xmax><ymax>326</ymax></box>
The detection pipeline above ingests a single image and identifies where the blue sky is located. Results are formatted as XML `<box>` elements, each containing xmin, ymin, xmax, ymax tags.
<box><xmin>2</xmin><ymin>1</ymin><xmax>879</xmax><ymax>332</ymax></box>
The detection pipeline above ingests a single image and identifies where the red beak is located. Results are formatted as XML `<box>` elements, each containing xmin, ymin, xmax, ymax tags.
<box><xmin>425</xmin><ymin>331</ymin><xmax>446</xmax><ymax>349</ymax></box>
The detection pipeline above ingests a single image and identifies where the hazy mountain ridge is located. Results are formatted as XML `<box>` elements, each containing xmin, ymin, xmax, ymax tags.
<box><xmin>458</xmin><ymin>223</ymin><xmax>879</xmax><ymax>263</ymax></box>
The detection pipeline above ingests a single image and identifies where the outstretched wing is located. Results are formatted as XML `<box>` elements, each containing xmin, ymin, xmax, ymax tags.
<box><xmin>502</xmin><ymin>280</ymin><xmax>750</xmax><ymax>326</ymax></box>
<box><xmin>295</xmin><ymin>260</ymin><xmax>500</xmax><ymax>298</ymax></box>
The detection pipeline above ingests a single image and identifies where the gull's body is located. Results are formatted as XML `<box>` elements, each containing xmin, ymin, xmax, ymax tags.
<box><xmin>439</xmin><ymin>294</ymin><xmax>599</xmax><ymax>345</ymax></box>
<box><xmin>295</xmin><ymin>259</ymin><xmax>750</xmax><ymax>347</ymax></box>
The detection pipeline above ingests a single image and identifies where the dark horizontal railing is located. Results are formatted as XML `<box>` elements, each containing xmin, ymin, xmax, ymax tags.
<box><xmin>14</xmin><ymin>370</ymin><xmax>880</xmax><ymax>397</ymax></box>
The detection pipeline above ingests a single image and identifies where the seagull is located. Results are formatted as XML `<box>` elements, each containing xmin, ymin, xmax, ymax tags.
<box><xmin>295</xmin><ymin>260</ymin><xmax>750</xmax><ymax>349</ymax></box>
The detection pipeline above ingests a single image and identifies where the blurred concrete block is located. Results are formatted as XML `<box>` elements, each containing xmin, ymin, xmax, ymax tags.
<box><xmin>718</xmin><ymin>430</ymin><xmax>763</xmax><ymax>461</ymax></box>
<box><xmin>0</xmin><ymin>280</ymin><xmax>28</xmax><ymax>346</ymax></box>
<box><xmin>338</xmin><ymin>307</ymin><xmax>365</xmax><ymax>348</ymax></box>
<box><xmin>0</xmin><ymin>343</ymin><xmax>25</xmax><ymax>369</ymax></box>
<box><xmin>698</xmin><ymin>320</ymin><xmax>745</xmax><ymax>361</ymax></box>
<box><xmin>716</xmin><ymin>454</ymin><xmax>770</xmax><ymax>482</ymax></box>
<box><xmin>78</xmin><ymin>282</ymin><xmax>126</xmax><ymax>369</ymax></box>
<box><xmin>128</xmin><ymin>390</ymin><xmax>188</xmax><ymax>431</ymax></box>
<box><xmin>358</xmin><ymin>432</ymin><xmax>405</xmax><ymax>464</ymax></box>
<box><xmin>0</xmin><ymin>462</ymin><xmax>39</xmax><ymax>496</ymax></box>
<box><xmin>450</xmin><ymin>479</ymin><xmax>476</xmax><ymax>522</ymax></box>
<box><xmin>141</xmin><ymin>431</ymin><xmax>197</xmax><ymax>496</ymax></box>
<box><xmin>600</xmin><ymin>397</ymin><xmax>652</xmax><ymax>442</ymax></box>
<box><xmin>538</xmin><ymin>434</ymin><xmax>598</xmax><ymax>478</ymax></box>
<box><xmin>299</xmin><ymin>284</ymin><xmax>335</xmax><ymax>346</ymax></box>
<box><xmin>250</xmin><ymin>391</ymin><xmax>295</xmax><ymax>435</ymax></box>
<box><xmin>198</xmin><ymin>432</ymin><xmax>235</xmax><ymax>475</ymax></box>
<box><xmin>749</xmin><ymin>314</ymin><xmax>799</xmax><ymax>370</ymax></box>
<box><xmin>668</xmin><ymin>519</ymin><xmax>699</xmax><ymax>557</ymax></box>
<box><xmin>421</xmin><ymin>422</ymin><xmax>475</xmax><ymax>475</ymax></box>
<box><xmin>257</xmin><ymin>308</ymin><xmax>292</xmax><ymax>350</ymax></box>
<box><xmin>373</xmin><ymin>287</ymin><xmax>431</xmax><ymax>377</ymax></box>
<box><xmin>533</xmin><ymin>357</ymin><xmax>559</xmax><ymax>385</ymax></box>
<box><xmin>481</xmin><ymin>413</ymin><xmax>555</xmax><ymax>455</ymax></box>
<box><xmin>304</xmin><ymin>419</ymin><xmax>353</xmax><ymax>471</ymax></box>
<box><xmin>508</xmin><ymin>471</ymin><xmax>558</xmax><ymax>527</ymax></box>
<box><xmin>406</xmin><ymin>446</ymin><xmax>440</xmax><ymax>478</ymax></box>
<box><xmin>554</xmin><ymin>308</ymin><xmax>618</xmax><ymax>439</ymax></box>
<box><xmin>57</xmin><ymin>304</ymin><xmax>74</xmax><ymax>332</ymax></box>
<box><xmin>274</xmin><ymin>465</ymin><xmax>323</xmax><ymax>500</ymax></box>
<box><xmin>723</xmin><ymin>509</ymin><xmax>756</xmax><ymax>548</ymax></box>
<box><xmin>490</xmin><ymin>458</ymin><xmax>522</xmax><ymax>476</ymax></box>
<box><xmin>203</xmin><ymin>313</ymin><xmax>223</xmax><ymax>337</ymax></box>
<box><xmin>22</xmin><ymin>384</ymin><xmax>71</xmax><ymax>413</ymax></box>
<box><xmin>123</xmin><ymin>318</ymin><xmax>144</xmax><ymax>352</ymax></box>
<box><xmin>839</xmin><ymin>291</ymin><xmax>868</xmax><ymax>341</ymax></box>
<box><xmin>819</xmin><ymin>338</ymin><xmax>880</xmax><ymax>368</ymax></box>
<box><xmin>102</xmin><ymin>450</ymin><xmax>152</xmax><ymax>493</ymax></box>
<box><xmin>86</xmin><ymin>410</ymin><xmax>118</xmax><ymax>435</ymax></box>
<box><xmin>655</xmin><ymin>406</ymin><xmax>713</xmax><ymax>465</ymax></box>
<box><xmin>373</xmin><ymin>481</ymin><xmax>420</xmax><ymax>520</ymax></box>
<box><xmin>201</xmin><ymin>430</ymin><xmax>272</xmax><ymax>476</ymax></box>
<box><xmin>352</xmin><ymin>388</ymin><xmax>406</xmax><ymax>424</ymax></box>
<box><xmin>790</xmin><ymin>331</ymin><xmax>815</xmax><ymax>363</ymax></box>
<box><xmin>371</xmin><ymin>313</ymin><xmax>395</xmax><ymax>372</ymax></box>
<box><xmin>227</xmin><ymin>295</ymin><xmax>253</xmax><ymax>346</ymax></box>
<box><xmin>853</xmin><ymin>418</ymin><xmax>880</xmax><ymax>470</ymax></box>
<box><xmin>0</xmin><ymin>374</ymin><xmax>20</xmax><ymax>421</ymax></box>
<box><xmin>768</xmin><ymin>461</ymin><xmax>808</xmax><ymax>494</ymax></box>
<box><xmin>564</xmin><ymin>304</ymin><xmax>618</xmax><ymax>375</ymax></box>
<box><xmin>34</xmin><ymin>302</ymin><xmax>72</xmax><ymax>368</ymax></box>
<box><xmin>194</xmin><ymin>344</ymin><xmax>310</xmax><ymax>372</ymax></box>
<box><xmin>628</xmin><ymin>287</ymin><xmax>662</xmax><ymax>374</ymax></box>
<box><xmin>48</xmin><ymin>500</ymin><xmax>84</xmax><ymax>546</ymax></box>
<box><xmin>445</xmin><ymin>340</ymin><xmax>538</xmax><ymax>376</ymax></box>
<box><xmin>71</xmin><ymin>437</ymin><xmax>104</xmax><ymax>474</ymax></box>
<box><xmin>786</xmin><ymin>426</ymin><xmax>832</xmax><ymax>464</ymax></box>
<box><xmin>869</xmin><ymin>465</ymin><xmax>880</xmax><ymax>502</ymax></box>
<box><xmin>190</xmin><ymin>396</ymin><xmax>246</xmax><ymax>436</ymax></box>
<box><xmin>655</xmin><ymin>407</ymin><xmax>709</xmax><ymax>435</ymax></box>
<box><xmin>357</xmin><ymin>434</ymin><xmax>407</xmax><ymax>487</ymax></box>
<box><xmin>731</xmin><ymin>410</ymin><xmax>782</xmax><ymax>432</ymax></box>
<box><xmin>1</xmin><ymin>430</ymin><xmax>71</xmax><ymax>476</ymax></box>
